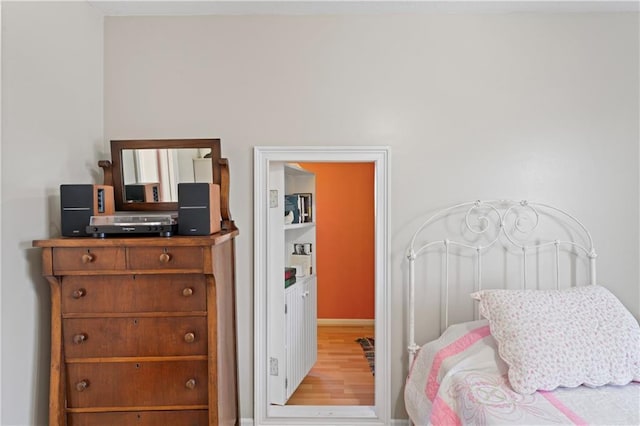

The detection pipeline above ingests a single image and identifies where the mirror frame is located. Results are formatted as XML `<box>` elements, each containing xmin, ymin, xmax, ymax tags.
<box><xmin>109</xmin><ymin>138</ymin><xmax>222</xmax><ymax>212</ymax></box>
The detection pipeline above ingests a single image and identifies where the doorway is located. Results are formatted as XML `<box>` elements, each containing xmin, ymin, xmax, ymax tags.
<box><xmin>287</xmin><ymin>162</ymin><xmax>375</xmax><ymax>406</ymax></box>
<box><xmin>253</xmin><ymin>146</ymin><xmax>390</xmax><ymax>425</ymax></box>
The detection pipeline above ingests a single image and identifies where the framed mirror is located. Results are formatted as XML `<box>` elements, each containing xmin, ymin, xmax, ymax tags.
<box><xmin>108</xmin><ymin>138</ymin><xmax>222</xmax><ymax>212</ymax></box>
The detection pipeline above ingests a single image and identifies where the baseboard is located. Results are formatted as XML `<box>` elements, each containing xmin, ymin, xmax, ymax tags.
<box><xmin>240</xmin><ymin>418</ymin><xmax>254</xmax><ymax>426</ymax></box>
<box><xmin>317</xmin><ymin>318</ymin><xmax>375</xmax><ymax>326</ymax></box>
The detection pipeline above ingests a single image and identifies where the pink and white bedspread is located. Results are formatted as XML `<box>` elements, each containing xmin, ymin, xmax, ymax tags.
<box><xmin>405</xmin><ymin>320</ymin><xmax>640</xmax><ymax>425</ymax></box>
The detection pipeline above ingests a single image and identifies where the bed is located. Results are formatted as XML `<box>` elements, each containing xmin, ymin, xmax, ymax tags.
<box><xmin>404</xmin><ymin>200</ymin><xmax>640</xmax><ymax>425</ymax></box>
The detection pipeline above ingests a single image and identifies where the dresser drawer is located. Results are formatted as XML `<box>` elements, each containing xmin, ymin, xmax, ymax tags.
<box><xmin>68</xmin><ymin>410</ymin><xmax>208</xmax><ymax>426</ymax></box>
<box><xmin>64</xmin><ymin>317</ymin><xmax>208</xmax><ymax>358</ymax></box>
<box><xmin>127</xmin><ymin>246</ymin><xmax>204</xmax><ymax>270</ymax></box>
<box><xmin>53</xmin><ymin>247</ymin><xmax>126</xmax><ymax>272</ymax></box>
<box><xmin>61</xmin><ymin>275</ymin><xmax>207</xmax><ymax>314</ymax></box>
<box><xmin>66</xmin><ymin>360</ymin><xmax>208</xmax><ymax>408</ymax></box>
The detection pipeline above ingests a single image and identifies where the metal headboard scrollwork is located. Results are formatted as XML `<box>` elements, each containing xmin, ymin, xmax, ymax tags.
<box><xmin>406</xmin><ymin>200</ymin><xmax>597</xmax><ymax>371</ymax></box>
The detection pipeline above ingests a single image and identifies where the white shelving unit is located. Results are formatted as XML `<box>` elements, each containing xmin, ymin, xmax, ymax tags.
<box><xmin>268</xmin><ymin>162</ymin><xmax>318</xmax><ymax>405</ymax></box>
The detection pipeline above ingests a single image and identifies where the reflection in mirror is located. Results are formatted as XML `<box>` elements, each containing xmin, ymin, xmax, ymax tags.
<box><xmin>122</xmin><ymin>148</ymin><xmax>213</xmax><ymax>203</ymax></box>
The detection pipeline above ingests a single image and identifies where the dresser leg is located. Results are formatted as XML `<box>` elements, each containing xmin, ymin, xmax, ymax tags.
<box><xmin>46</xmin><ymin>277</ymin><xmax>66</xmax><ymax>426</ymax></box>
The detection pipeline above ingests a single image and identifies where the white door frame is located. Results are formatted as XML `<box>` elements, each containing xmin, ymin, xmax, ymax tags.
<box><xmin>254</xmin><ymin>146</ymin><xmax>390</xmax><ymax>425</ymax></box>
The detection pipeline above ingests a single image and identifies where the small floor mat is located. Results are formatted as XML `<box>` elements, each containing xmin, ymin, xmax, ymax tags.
<box><xmin>355</xmin><ymin>337</ymin><xmax>375</xmax><ymax>376</ymax></box>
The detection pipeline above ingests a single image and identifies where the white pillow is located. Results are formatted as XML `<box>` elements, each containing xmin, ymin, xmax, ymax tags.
<box><xmin>471</xmin><ymin>285</ymin><xmax>640</xmax><ymax>394</ymax></box>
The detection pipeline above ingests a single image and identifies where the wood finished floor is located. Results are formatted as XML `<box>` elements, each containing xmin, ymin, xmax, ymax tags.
<box><xmin>286</xmin><ymin>325</ymin><xmax>375</xmax><ymax>406</ymax></box>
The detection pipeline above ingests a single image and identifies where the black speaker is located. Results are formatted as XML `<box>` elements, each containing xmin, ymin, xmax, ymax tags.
<box><xmin>125</xmin><ymin>182</ymin><xmax>160</xmax><ymax>202</ymax></box>
<box><xmin>177</xmin><ymin>183</ymin><xmax>221</xmax><ymax>236</ymax></box>
<box><xmin>60</xmin><ymin>184</ymin><xmax>114</xmax><ymax>237</ymax></box>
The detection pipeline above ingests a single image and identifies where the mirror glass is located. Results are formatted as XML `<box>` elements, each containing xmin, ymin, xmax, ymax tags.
<box><xmin>110</xmin><ymin>139</ymin><xmax>221</xmax><ymax>212</ymax></box>
<box><xmin>121</xmin><ymin>148</ymin><xmax>212</xmax><ymax>203</ymax></box>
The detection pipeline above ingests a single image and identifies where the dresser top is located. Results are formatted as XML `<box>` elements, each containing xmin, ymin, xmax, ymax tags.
<box><xmin>33</xmin><ymin>228</ymin><xmax>238</xmax><ymax>248</ymax></box>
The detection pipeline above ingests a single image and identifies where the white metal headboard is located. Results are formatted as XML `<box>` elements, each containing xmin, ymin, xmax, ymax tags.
<box><xmin>406</xmin><ymin>200</ymin><xmax>597</xmax><ymax>370</ymax></box>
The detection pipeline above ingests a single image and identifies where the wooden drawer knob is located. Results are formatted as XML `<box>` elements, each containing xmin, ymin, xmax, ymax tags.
<box><xmin>159</xmin><ymin>252</ymin><xmax>172</xmax><ymax>263</ymax></box>
<box><xmin>182</xmin><ymin>287</ymin><xmax>194</xmax><ymax>297</ymax></box>
<box><xmin>81</xmin><ymin>253</ymin><xmax>94</xmax><ymax>264</ymax></box>
<box><xmin>72</xmin><ymin>288</ymin><xmax>86</xmax><ymax>299</ymax></box>
<box><xmin>73</xmin><ymin>333</ymin><xmax>87</xmax><ymax>344</ymax></box>
<box><xmin>184</xmin><ymin>332</ymin><xmax>195</xmax><ymax>343</ymax></box>
<box><xmin>76</xmin><ymin>380</ymin><xmax>89</xmax><ymax>392</ymax></box>
<box><xmin>185</xmin><ymin>378</ymin><xmax>196</xmax><ymax>390</ymax></box>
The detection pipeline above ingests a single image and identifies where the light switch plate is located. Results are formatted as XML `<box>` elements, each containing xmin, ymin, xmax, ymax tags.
<box><xmin>269</xmin><ymin>190</ymin><xmax>278</xmax><ymax>208</ymax></box>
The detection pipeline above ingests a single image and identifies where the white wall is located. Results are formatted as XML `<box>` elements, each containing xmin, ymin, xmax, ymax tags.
<box><xmin>103</xmin><ymin>13</ymin><xmax>639</xmax><ymax>420</ymax></box>
<box><xmin>1</xmin><ymin>8</ymin><xmax>637</xmax><ymax>424</ymax></box>
<box><xmin>1</xmin><ymin>2</ymin><xmax>104</xmax><ymax>424</ymax></box>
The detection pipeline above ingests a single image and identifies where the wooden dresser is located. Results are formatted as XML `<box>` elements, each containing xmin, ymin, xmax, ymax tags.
<box><xmin>33</xmin><ymin>230</ymin><xmax>239</xmax><ymax>426</ymax></box>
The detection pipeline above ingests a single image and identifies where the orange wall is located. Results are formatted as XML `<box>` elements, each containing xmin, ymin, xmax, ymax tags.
<box><xmin>298</xmin><ymin>162</ymin><xmax>375</xmax><ymax>320</ymax></box>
